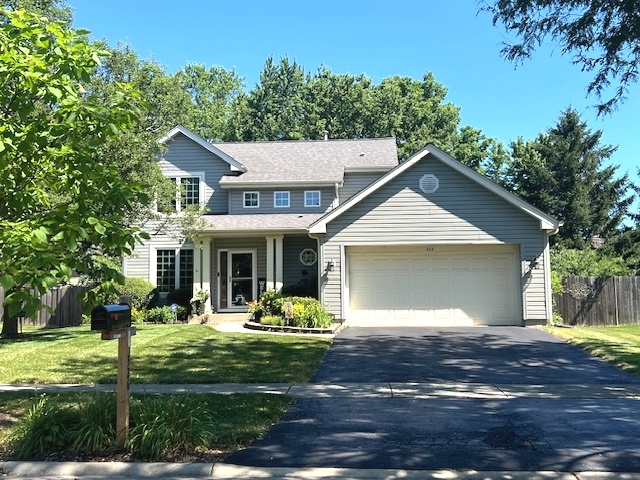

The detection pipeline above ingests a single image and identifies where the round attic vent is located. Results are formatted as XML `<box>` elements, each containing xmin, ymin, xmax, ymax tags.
<box><xmin>419</xmin><ymin>174</ymin><xmax>439</xmax><ymax>194</ymax></box>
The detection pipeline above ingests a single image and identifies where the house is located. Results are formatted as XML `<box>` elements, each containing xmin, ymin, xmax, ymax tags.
<box><xmin>123</xmin><ymin>125</ymin><xmax>560</xmax><ymax>327</ymax></box>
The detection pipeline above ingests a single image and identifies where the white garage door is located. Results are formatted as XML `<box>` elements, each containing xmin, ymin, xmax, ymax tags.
<box><xmin>348</xmin><ymin>246</ymin><xmax>520</xmax><ymax>326</ymax></box>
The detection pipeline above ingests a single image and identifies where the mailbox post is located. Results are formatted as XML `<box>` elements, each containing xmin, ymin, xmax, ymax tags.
<box><xmin>91</xmin><ymin>302</ymin><xmax>135</xmax><ymax>449</ymax></box>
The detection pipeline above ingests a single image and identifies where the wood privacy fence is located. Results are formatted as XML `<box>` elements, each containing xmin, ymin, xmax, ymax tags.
<box><xmin>0</xmin><ymin>286</ymin><xmax>86</xmax><ymax>328</ymax></box>
<box><xmin>553</xmin><ymin>276</ymin><xmax>640</xmax><ymax>326</ymax></box>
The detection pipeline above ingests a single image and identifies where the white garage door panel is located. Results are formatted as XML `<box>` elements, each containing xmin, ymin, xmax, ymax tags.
<box><xmin>348</xmin><ymin>248</ymin><xmax>519</xmax><ymax>326</ymax></box>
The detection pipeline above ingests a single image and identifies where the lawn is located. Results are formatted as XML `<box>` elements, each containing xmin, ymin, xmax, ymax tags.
<box><xmin>545</xmin><ymin>324</ymin><xmax>640</xmax><ymax>375</ymax></box>
<box><xmin>0</xmin><ymin>324</ymin><xmax>332</xmax><ymax>384</ymax></box>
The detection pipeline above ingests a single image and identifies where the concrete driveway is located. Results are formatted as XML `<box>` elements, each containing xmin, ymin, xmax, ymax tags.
<box><xmin>227</xmin><ymin>327</ymin><xmax>640</xmax><ymax>472</ymax></box>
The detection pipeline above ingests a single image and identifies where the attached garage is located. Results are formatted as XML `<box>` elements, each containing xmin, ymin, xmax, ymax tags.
<box><xmin>346</xmin><ymin>245</ymin><xmax>520</xmax><ymax>326</ymax></box>
<box><xmin>310</xmin><ymin>143</ymin><xmax>560</xmax><ymax>327</ymax></box>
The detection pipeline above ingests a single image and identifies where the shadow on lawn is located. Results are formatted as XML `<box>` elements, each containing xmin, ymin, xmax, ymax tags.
<box><xmin>54</xmin><ymin>333</ymin><xmax>331</xmax><ymax>384</ymax></box>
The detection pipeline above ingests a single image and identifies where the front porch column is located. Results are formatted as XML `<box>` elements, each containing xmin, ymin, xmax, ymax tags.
<box><xmin>194</xmin><ymin>239</ymin><xmax>212</xmax><ymax>314</ymax></box>
<box><xmin>265</xmin><ymin>235</ymin><xmax>284</xmax><ymax>292</ymax></box>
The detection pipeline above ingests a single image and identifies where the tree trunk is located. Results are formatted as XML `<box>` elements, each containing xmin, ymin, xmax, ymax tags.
<box><xmin>1</xmin><ymin>303</ymin><xmax>19</xmax><ymax>338</ymax></box>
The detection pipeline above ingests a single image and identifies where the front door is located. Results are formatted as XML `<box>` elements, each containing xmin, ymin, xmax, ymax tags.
<box><xmin>219</xmin><ymin>250</ymin><xmax>256</xmax><ymax>310</ymax></box>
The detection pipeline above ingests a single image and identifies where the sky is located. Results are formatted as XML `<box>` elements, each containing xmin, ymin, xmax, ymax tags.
<box><xmin>67</xmin><ymin>0</ymin><xmax>639</xmax><ymax>215</ymax></box>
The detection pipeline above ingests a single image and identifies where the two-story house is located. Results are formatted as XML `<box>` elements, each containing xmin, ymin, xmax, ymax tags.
<box><xmin>124</xmin><ymin>125</ymin><xmax>559</xmax><ymax>327</ymax></box>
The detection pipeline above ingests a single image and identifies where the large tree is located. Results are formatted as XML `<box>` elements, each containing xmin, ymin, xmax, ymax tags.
<box><xmin>483</xmin><ymin>0</ymin><xmax>640</xmax><ymax>115</ymax></box>
<box><xmin>0</xmin><ymin>9</ymin><xmax>149</xmax><ymax>337</ymax></box>
<box><xmin>506</xmin><ymin>108</ymin><xmax>635</xmax><ymax>247</ymax></box>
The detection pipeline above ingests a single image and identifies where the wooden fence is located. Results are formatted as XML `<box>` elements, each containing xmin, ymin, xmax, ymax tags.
<box><xmin>553</xmin><ymin>276</ymin><xmax>640</xmax><ymax>326</ymax></box>
<box><xmin>0</xmin><ymin>286</ymin><xmax>87</xmax><ymax>328</ymax></box>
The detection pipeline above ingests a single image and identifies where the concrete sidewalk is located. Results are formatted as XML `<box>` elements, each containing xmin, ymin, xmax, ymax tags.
<box><xmin>2</xmin><ymin>382</ymin><xmax>640</xmax><ymax>399</ymax></box>
<box><xmin>3</xmin><ymin>461</ymin><xmax>640</xmax><ymax>479</ymax></box>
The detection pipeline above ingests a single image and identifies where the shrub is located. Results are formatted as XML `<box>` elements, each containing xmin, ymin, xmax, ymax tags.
<box><xmin>117</xmin><ymin>277</ymin><xmax>156</xmax><ymax>310</ymax></box>
<box><xmin>131</xmin><ymin>308</ymin><xmax>146</xmax><ymax>324</ymax></box>
<box><xmin>10</xmin><ymin>395</ymin><xmax>75</xmax><ymax>460</ymax></box>
<box><xmin>167</xmin><ymin>287</ymin><xmax>193</xmax><ymax>311</ymax></box>
<box><xmin>69</xmin><ymin>394</ymin><xmax>116</xmax><ymax>453</ymax></box>
<box><xmin>145</xmin><ymin>306</ymin><xmax>177</xmax><ymax>324</ymax></box>
<box><xmin>261</xmin><ymin>315</ymin><xmax>284</xmax><ymax>326</ymax></box>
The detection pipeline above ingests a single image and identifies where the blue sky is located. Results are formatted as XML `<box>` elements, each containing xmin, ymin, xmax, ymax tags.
<box><xmin>68</xmin><ymin>0</ymin><xmax>639</xmax><ymax>214</ymax></box>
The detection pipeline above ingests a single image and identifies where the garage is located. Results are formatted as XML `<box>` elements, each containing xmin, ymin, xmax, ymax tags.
<box><xmin>347</xmin><ymin>245</ymin><xmax>521</xmax><ymax>326</ymax></box>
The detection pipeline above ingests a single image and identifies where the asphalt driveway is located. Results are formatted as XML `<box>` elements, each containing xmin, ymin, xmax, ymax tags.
<box><xmin>227</xmin><ymin>327</ymin><xmax>640</xmax><ymax>472</ymax></box>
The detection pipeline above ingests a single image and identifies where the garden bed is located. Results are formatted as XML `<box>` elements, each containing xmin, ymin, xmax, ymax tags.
<box><xmin>244</xmin><ymin>320</ymin><xmax>345</xmax><ymax>335</ymax></box>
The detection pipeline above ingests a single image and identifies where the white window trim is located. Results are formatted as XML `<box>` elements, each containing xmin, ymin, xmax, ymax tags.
<box><xmin>304</xmin><ymin>190</ymin><xmax>321</xmax><ymax>208</ymax></box>
<box><xmin>273</xmin><ymin>191</ymin><xmax>290</xmax><ymax>208</ymax></box>
<box><xmin>149</xmin><ymin>245</ymin><xmax>194</xmax><ymax>292</ymax></box>
<box><xmin>243</xmin><ymin>191</ymin><xmax>260</xmax><ymax>208</ymax></box>
<box><xmin>161</xmin><ymin>172</ymin><xmax>205</xmax><ymax>213</ymax></box>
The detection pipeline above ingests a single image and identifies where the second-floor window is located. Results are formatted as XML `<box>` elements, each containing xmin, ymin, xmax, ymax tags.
<box><xmin>274</xmin><ymin>191</ymin><xmax>290</xmax><ymax>208</ymax></box>
<box><xmin>244</xmin><ymin>191</ymin><xmax>260</xmax><ymax>208</ymax></box>
<box><xmin>304</xmin><ymin>190</ymin><xmax>321</xmax><ymax>207</ymax></box>
<box><xmin>162</xmin><ymin>176</ymin><xmax>201</xmax><ymax>212</ymax></box>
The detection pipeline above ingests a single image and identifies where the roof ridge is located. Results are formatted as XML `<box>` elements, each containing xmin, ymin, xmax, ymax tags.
<box><xmin>212</xmin><ymin>137</ymin><xmax>396</xmax><ymax>146</ymax></box>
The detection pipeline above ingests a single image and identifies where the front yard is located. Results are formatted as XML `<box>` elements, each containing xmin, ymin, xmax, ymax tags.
<box><xmin>0</xmin><ymin>323</ymin><xmax>331</xmax><ymax>461</ymax></box>
<box><xmin>0</xmin><ymin>324</ymin><xmax>332</xmax><ymax>384</ymax></box>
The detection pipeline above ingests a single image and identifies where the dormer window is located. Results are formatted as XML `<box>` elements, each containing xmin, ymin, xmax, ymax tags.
<box><xmin>243</xmin><ymin>191</ymin><xmax>260</xmax><ymax>208</ymax></box>
<box><xmin>274</xmin><ymin>191</ymin><xmax>290</xmax><ymax>208</ymax></box>
<box><xmin>304</xmin><ymin>190</ymin><xmax>321</xmax><ymax>208</ymax></box>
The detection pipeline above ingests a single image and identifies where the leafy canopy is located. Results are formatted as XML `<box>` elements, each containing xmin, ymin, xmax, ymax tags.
<box><xmin>0</xmin><ymin>9</ymin><xmax>149</xmax><ymax>336</ymax></box>
<box><xmin>483</xmin><ymin>0</ymin><xmax>640</xmax><ymax>115</ymax></box>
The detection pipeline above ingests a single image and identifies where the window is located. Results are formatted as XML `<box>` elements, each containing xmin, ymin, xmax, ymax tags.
<box><xmin>243</xmin><ymin>191</ymin><xmax>259</xmax><ymax>208</ymax></box>
<box><xmin>161</xmin><ymin>176</ymin><xmax>201</xmax><ymax>212</ymax></box>
<box><xmin>274</xmin><ymin>191</ymin><xmax>290</xmax><ymax>208</ymax></box>
<box><xmin>300</xmin><ymin>248</ymin><xmax>317</xmax><ymax>266</ymax></box>
<box><xmin>304</xmin><ymin>190</ymin><xmax>321</xmax><ymax>207</ymax></box>
<box><xmin>156</xmin><ymin>248</ymin><xmax>194</xmax><ymax>293</ymax></box>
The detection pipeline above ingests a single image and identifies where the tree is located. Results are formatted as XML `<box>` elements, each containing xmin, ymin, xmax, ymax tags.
<box><xmin>176</xmin><ymin>63</ymin><xmax>244</xmax><ymax>141</ymax></box>
<box><xmin>0</xmin><ymin>9</ymin><xmax>149</xmax><ymax>338</ymax></box>
<box><xmin>483</xmin><ymin>0</ymin><xmax>640</xmax><ymax>115</ymax></box>
<box><xmin>506</xmin><ymin>108</ymin><xmax>635</xmax><ymax>247</ymax></box>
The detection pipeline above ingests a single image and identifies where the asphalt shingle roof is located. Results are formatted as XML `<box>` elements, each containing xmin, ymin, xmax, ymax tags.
<box><xmin>202</xmin><ymin>213</ymin><xmax>325</xmax><ymax>232</ymax></box>
<box><xmin>213</xmin><ymin>138</ymin><xmax>398</xmax><ymax>185</ymax></box>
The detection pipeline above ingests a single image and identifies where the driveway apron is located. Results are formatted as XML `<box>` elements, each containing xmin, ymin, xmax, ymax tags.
<box><xmin>226</xmin><ymin>327</ymin><xmax>640</xmax><ymax>472</ymax></box>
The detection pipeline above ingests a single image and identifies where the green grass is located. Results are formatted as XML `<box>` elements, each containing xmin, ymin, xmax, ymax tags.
<box><xmin>0</xmin><ymin>391</ymin><xmax>294</xmax><ymax>461</ymax></box>
<box><xmin>0</xmin><ymin>324</ymin><xmax>332</xmax><ymax>384</ymax></box>
<box><xmin>545</xmin><ymin>324</ymin><xmax>640</xmax><ymax>375</ymax></box>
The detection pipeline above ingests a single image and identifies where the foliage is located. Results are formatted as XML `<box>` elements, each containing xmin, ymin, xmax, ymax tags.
<box><xmin>483</xmin><ymin>0</ymin><xmax>640</xmax><ymax>115</ymax></box>
<box><xmin>166</xmin><ymin>287</ymin><xmax>192</xmax><ymax>310</ymax></box>
<box><xmin>0</xmin><ymin>9</ymin><xmax>149</xmax><ymax>337</ymax></box>
<box><xmin>506</xmin><ymin>108</ymin><xmax>634</xmax><ymax>248</ymax></box>
<box><xmin>128</xmin><ymin>394</ymin><xmax>214</xmax><ymax>460</ymax></box>
<box><xmin>250</xmin><ymin>289</ymin><xmax>333</xmax><ymax>329</ymax></box>
<box><xmin>551</xmin><ymin>247</ymin><xmax>632</xmax><ymax>277</ymax></box>
<box><xmin>10</xmin><ymin>395</ymin><xmax>74</xmax><ymax>459</ymax></box>
<box><xmin>550</xmin><ymin>270</ymin><xmax>564</xmax><ymax>295</ymax></box>
<box><xmin>145</xmin><ymin>306</ymin><xmax>178</xmax><ymax>324</ymax></box>
<box><xmin>261</xmin><ymin>315</ymin><xmax>284</xmax><ymax>326</ymax></box>
<box><xmin>600</xmin><ymin>228</ymin><xmax>640</xmax><ymax>274</ymax></box>
<box><xmin>5</xmin><ymin>392</ymin><xmax>293</xmax><ymax>461</ymax></box>
<box><xmin>107</xmin><ymin>277</ymin><xmax>155</xmax><ymax>310</ymax></box>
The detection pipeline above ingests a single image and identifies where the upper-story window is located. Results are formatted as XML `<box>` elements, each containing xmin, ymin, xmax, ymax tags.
<box><xmin>162</xmin><ymin>176</ymin><xmax>201</xmax><ymax>212</ymax></box>
<box><xmin>243</xmin><ymin>191</ymin><xmax>260</xmax><ymax>208</ymax></box>
<box><xmin>274</xmin><ymin>191</ymin><xmax>290</xmax><ymax>208</ymax></box>
<box><xmin>304</xmin><ymin>190</ymin><xmax>321</xmax><ymax>207</ymax></box>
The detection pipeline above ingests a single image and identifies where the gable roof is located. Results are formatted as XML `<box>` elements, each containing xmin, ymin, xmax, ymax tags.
<box><xmin>309</xmin><ymin>143</ymin><xmax>560</xmax><ymax>234</ymax></box>
<box><xmin>214</xmin><ymin>138</ymin><xmax>398</xmax><ymax>187</ymax></box>
<box><xmin>159</xmin><ymin>125</ymin><xmax>248</xmax><ymax>172</ymax></box>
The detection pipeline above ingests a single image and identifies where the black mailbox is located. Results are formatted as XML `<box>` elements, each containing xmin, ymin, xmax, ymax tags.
<box><xmin>91</xmin><ymin>304</ymin><xmax>131</xmax><ymax>331</ymax></box>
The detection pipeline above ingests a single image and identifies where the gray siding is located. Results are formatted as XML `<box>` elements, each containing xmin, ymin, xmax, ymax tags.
<box><xmin>228</xmin><ymin>187</ymin><xmax>335</xmax><ymax>214</ymax></box>
<box><xmin>321</xmin><ymin>156</ymin><xmax>549</xmax><ymax>321</ymax></box>
<box><xmin>283</xmin><ymin>235</ymin><xmax>318</xmax><ymax>294</ymax></box>
<box><xmin>339</xmin><ymin>172</ymin><xmax>383</xmax><ymax>204</ymax></box>
<box><xmin>124</xmin><ymin>222</ymin><xmax>185</xmax><ymax>280</ymax></box>
<box><xmin>160</xmin><ymin>133</ymin><xmax>231</xmax><ymax>214</ymax></box>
